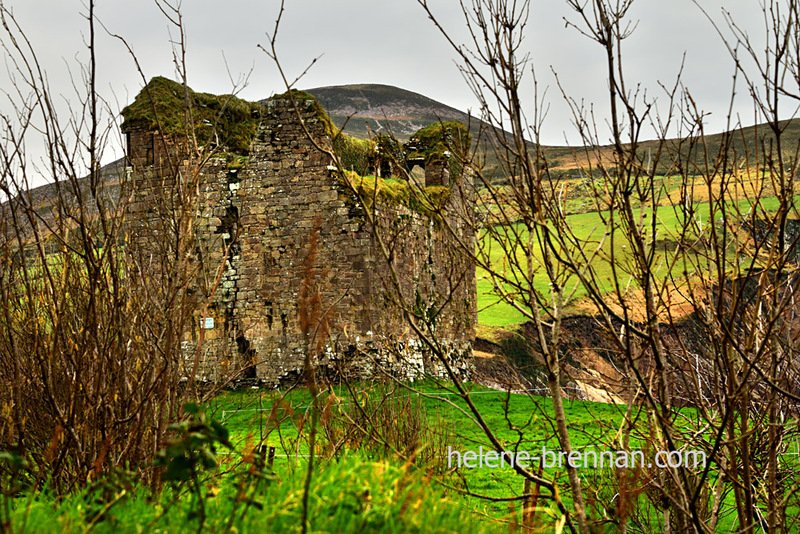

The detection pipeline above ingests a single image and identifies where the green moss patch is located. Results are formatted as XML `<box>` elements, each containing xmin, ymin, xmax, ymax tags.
<box><xmin>339</xmin><ymin>171</ymin><xmax>450</xmax><ymax>218</ymax></box>
<box><xmin>334</xmin><ymin>135</ymin><xmax>374</xmax><ymax>175</ymax></box>
<box><xmin>225</xmin><ymin>154</ymin><xmax>248</xmax><ymax>170</ymax></box>
<box><xmin>121</xmin><ymin>76</ymin><xmax>263</xmax><ymax>154</ymax></box>
<box><xmin>413</xmin><ymin>185</ymin><xmax>450</xmax><ymax>213</ymax></box>
<box><xmin>405</xmin><ymin>121</ymin><xmax>471</xmax><ymax>164</ymax></box>
<box><xmin>406</xmin><ymin>121</ymin><xmax>471</xmax><ymax>182</ymax></box>
<box><xmin>343</xmin><ymin>172</ymin><xmax>409</xmax><ymax>204</ymax></box>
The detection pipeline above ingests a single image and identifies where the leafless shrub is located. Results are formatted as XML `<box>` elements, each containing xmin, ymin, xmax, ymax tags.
<box><xmin>0</xmin><ymin>1</ymin><xmax>228</xmax><ymax>493</ymax></box>
<box><xmin>316</xmin><ymin>383</ymin><xmax>458</xmax><ymax>471</ymax></box>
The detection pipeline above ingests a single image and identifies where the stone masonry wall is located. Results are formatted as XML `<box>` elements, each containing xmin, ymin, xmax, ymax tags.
<box><xmin>126</xmin><ymin>95</ymin><xmax>476</xmax><ymax>386</ymax></box>
<box><xmin>230</xmin><ymin>97</ymin><xmax>376</xmax><ymax>384</ymax></box>
<box><xmin>364</xmin><ymin>193</ymin><xmax>476</xmax><ymax>379</ymax></box>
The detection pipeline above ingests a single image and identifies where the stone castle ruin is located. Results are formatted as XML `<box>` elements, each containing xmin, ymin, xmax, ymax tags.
<box><xmin>121</xmin><ymin>77</ymin><xmax>476</xmax><ymax>386</ymax></box>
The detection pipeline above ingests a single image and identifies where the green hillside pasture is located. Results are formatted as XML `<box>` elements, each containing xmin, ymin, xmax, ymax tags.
<box><xmin>477</xmin><ymin>195</ymin><xmax>798</xmax><ymax>326</ymax></box>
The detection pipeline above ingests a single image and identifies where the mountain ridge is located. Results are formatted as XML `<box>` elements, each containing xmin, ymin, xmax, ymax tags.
<box><xmin>299</xmin><ymin>83</ymin><xmax>800</xmax><ymax>175</ymax></box>
<box><xmin>302</xmin><ymin>83</ymin><xmax>474</xmax><ymax>141</ymax></box>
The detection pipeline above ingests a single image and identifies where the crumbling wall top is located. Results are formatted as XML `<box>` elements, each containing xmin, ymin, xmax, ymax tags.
<box><xmin>121</xmin><ymin>76</ymin><xmax>263</xmax><ymax>155</ymax></box>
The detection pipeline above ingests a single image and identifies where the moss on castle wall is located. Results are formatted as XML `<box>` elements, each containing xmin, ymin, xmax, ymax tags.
<box><xmin>405</xmin><ymin>121</ymin><xmax>471</xmax><ymax>180</ymax></box>
<box><xmin>121</xmin><ymin>76</ymin><xmax>263</xmax><ymax>154</ymax></box>
<box><xmin>333</xmin><ymin>136</ymin><xmax>374</xmax><ymax>175</ymax></box>
<box><xmin>405</xmin><ymin>121</ymin><xmax>471</xmax><ymax>163</ymax></box>
<box><xmin>339</xmin><ymin>171</ymin><xmax>450</xmax><ymax>219</ymax></box>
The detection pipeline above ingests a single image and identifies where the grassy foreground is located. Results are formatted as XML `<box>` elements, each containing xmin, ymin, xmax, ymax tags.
<box><xmin>5</xmin><ymin>383</ymin><xmax>798</xmax><ymax>532</ymax></box>
<box><xmin>4</xmin><ymin>384</ymin><xmax>623</xmax><ymax>533</ymax></box>
<box><xmin>11</xmin><ymin>454</ymin><xmax>495</xmax><ymax>534</ymax></box>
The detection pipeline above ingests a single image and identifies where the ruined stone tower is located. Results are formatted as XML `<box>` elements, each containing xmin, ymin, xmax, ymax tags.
<box><xmin>122</xmin><ymin>78</ymin><xmax>476</xmax><ymax>386</ymax></box>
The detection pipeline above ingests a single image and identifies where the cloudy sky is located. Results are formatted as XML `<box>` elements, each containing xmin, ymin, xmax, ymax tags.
<box><xmin>0</xmin><ymin>0</ymin><xmax>793</xmax><ymax>168</ymax></box>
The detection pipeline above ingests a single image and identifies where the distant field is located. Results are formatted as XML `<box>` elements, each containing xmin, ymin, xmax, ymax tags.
<box><xmin>476</xmin><ymin>192</ymin><xmax>798</xmax><ymax>326</ymax></box>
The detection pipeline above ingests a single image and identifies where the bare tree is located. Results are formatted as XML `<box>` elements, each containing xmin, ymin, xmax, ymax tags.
<box><xmin>0</xmin><ymin>0</ymin><xmax>235</xmax><ymax>494</ymax></box>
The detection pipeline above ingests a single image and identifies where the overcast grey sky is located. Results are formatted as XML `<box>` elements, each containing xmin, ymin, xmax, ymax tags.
<box><xmin>1</xmin><ymin>0</ymin><xmax>793</xmax><ymax>167</ymax></box>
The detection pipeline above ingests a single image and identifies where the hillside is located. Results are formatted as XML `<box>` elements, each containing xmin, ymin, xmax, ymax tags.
<box><xmin>300</xmin><ymin>83</ymin><xmax>800</xmax><ymax>177</ymax></box>
<box><xmin>302</xmin><ymin>84</ymin><xmax>472</xmax><ymax>141</ymax></box>
<box><xmin>657</xmin><ymin>118</ymin><xmax>800</xmax><ymax>174</ymax></box>
<box><xmin>527</xmin><ymin>118</ymin><xmax>800</xmax><ymax>176</ymax></box>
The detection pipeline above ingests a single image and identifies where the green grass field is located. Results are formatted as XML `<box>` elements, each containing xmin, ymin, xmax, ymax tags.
<box><xmin>11</xmin><ymin>384</ymin><xmax>615</xmax><ymax>532</ymax></box>
<box><xmin>12</xmin><ymin>454</ymin><xmax>493</xmax><ymax>534</ymax></box>
<box><xmin>204</xmin><ymin>384</ymin><xmax>800</xmax><ymax>531</ymax></box>
<box><xmin>477</xmin><ymin>194</ymin><xmax>798</xmax><ymax>325</ymax></box>
<box><xmin>7</xmin><ymin>382</ymin><xmax>798</xmax><ymax>532</ymax></box>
